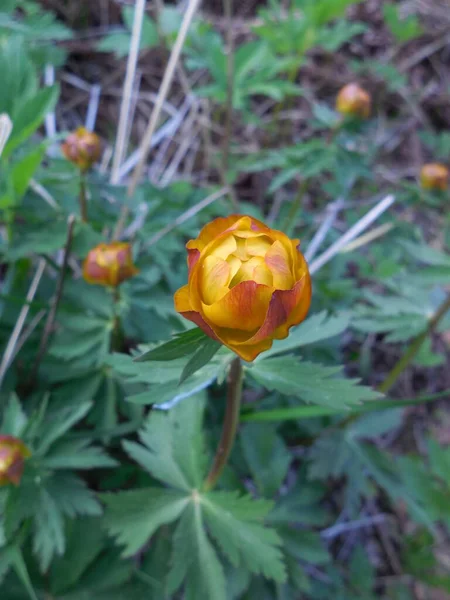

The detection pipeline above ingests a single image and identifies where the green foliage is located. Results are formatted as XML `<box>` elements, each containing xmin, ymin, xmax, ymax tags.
<box><xmin>103</xmin><ymin>396</ymin><xmax>285</xmax><ymax>597</ymax></box>
<box><xmin>1</xmin><ymin>0</ymin><xmax>450</xmax><ymax>597</ymax></box>
<box><xmin>97</xmin><ymin>5</ymin><xmax>159</xmax><ymax>58</ymax></box>
<box><xmin>383</xmin><ymin>3</ymin><xmax>423</xmax><ymax>43</ymax></box>
<box><xmin>249</xmin><ymin>357</ymin><xmax>382</xmax><ymax>407</ymax></box>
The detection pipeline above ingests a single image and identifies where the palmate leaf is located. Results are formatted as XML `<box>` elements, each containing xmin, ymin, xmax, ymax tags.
<box><xmin>240</xmin><ymin>424</ymin><xmax>291</xmax><ymax>498</ymax></box>
<box><xmin>123</xmin><ymin>393</ymin><xmax>207</xmax><ymax>490</ymax></box>
<box><xmin>101</xmin><ymin>488</ymin><xmax>189</xmax><ymax>557</ymax></box>
<box><xmin>30</xmin><ymin>473</ymin><xmax>102</xmax><ymax>572</ymax></box>
<box><xmin>249</xmin><ymin>357</ymin><xmax>382</xmax><ymax>408</ymax></box>
<box><xmin>40</xmin><ymin>438</ymin><xmax>118</xmax><ymax>470</ymax></box>
<box><xmin>259</xmin><ymin>311</ymin><xmax>350</xmax><ymax>360</ymax></box>
<box><xmin>201</xmin><ymin>492</ymin><xmax>286</xmax><ymax>582</ymax></box>
<box><xmin>167</xmin><ymin>502</ymin><xmax>227</xmax><ymax>600</ymax></box>
<box><xmin>103</xmin><ymin>393</ymin><xmax>286</xmax><ymax>596</ymax></box>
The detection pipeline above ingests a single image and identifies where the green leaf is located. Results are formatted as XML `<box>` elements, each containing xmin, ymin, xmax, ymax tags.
<box><xmin>123</xmin><ymin>394</ymin><xmax>207</xmax><ymax>490</ymax></box>
<box><xmin>201</xmin><ymin>491</ymin><xmax>286</xmax><ymax>582</ymax></box>
<box><xmin>260</xmin><ymin>311</ymin><xmax>350</xmax><ymax>359</ymax></box>
<box><xmin>179</xmin><ymin>337</ymin><xmax>222</xmax><ymax>384</ymax></box>
<box><xmin>240</xmin><ymin>424</ymin><xmax>291</xmax><ymax>497</ymax></box>
<box><xmin>40</xmin><ymin>439</ymin><xmax>118</xmax><ymax>470</ymax></box>
<box><xmin>1</xmin><ymin>394</ymin><xmax>27</xmax><ymax>436</ymax></box>
<box><xmin>33</xmin><ymin>487</ymin><xmax>65</xmax><ymax>571</ymax></box>
<box><xmin>167</xmin><ymin>503</ymin><xmax>227</xmax><ymax>600</ymax></box>
<box><xmin>122</xmin><ymin>5</ymin><xmax>159</xmax><ymax>48</ymax></box>
<box><xmin>4</xmin><ymin>85</ymin><xmax>59</xmax><ymax>156</ymax></box>
<box><xmin>10</xmin><ymin>143</ymin><xmax>47</xmax><ymax>201</ymax></box>
<box><xmin>35</xmin><ymin>402</ymin><xmax>92</xmax><ymax>455</ymax></box>
<box><xmin>102</xmin><ymin>488</ymin><xmax>189</xmax><ymax>557</ymax></box>
<box><xmin>45</xmin><ymin>473</ymin><xmax>102</xmax><ymax>518</ymax></box>
<box><xmin>383</xmin><ymin>3</ymin><xmax>423</xmax><ymax>42</ymax></box>
<box><xmin>248</xmin><ymin>357</ymin><xmax>382</xmax><ymax>408</ymax></box>
<box><xmin>10</xmin><ymin>547</ymin><xmax>39</xmax><ymax>600</ymax></box>
<box><xmin>279</xmin><ymin>528</ymin><xmax>330</xmax><ymax>565</ymax></box>
<box><xmin>50</xmin><ymin>518</ymin><xmax>105</xmax><ymax>594</ymax></box>
<box><xmin>134</xmin><ymin>328</ymin><xmax>208</xmax><ymax>362</ymax></box>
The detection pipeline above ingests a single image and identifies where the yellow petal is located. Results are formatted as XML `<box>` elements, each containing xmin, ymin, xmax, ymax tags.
<box><xmin>174</xmin><ymin>285</ymin><xmax>193</xmax><ymax>313</ymax></box>
<box><xmin>230</xmin><ymin>257</ymin><xmax>272</xmax><ymax>287</ymax></box>
<box><xmin>209</xmin><ymin>233</ymin><xmax>237</xmax><ymax>260</ymax></box>
<box><xmin>245</xmin><ymin>235</ymin><xmax>272</xmax><ymax>257</ymax></box>
<box><xmin>201</xmin><ymin>256</ymin><xmax>231</xmax><ymax>304</ymax></box>
<box><xmin>265</xmin><ymin>241</ymin><xmax>294</xmax><ymax>290</ymax></box>
<box><xmin>201</xmin><ymin>280</ymin><xmax>272</xmax><ymax>332</ymax></box>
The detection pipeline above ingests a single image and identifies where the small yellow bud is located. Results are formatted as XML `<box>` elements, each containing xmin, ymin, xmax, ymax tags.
<box><xmin>83</xmin><ymin>242</ymin><xmax>139</xmax><ymax>287</ymax></box>
<box><xmin>0</xmin><ymin>436</ymin><xmax>31</xmax><ymax>486</ymax></box>
<box><xmin>61</xmin><ymin>127</ymin><xmax>102</xmax><ymax>172</ymax></box>
<box><xmin>420</xmin><ymin>163</ymin><xmax>448</xmax><ymax>191</ymax></box>
<box><xmin>336</xmin><ymin>83</ymin><xmax>371</xmax><ymax>119</ymax></box>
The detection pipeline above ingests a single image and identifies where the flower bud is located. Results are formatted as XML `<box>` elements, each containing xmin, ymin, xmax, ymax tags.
<box><xmin>420</xmin><ymin>163</ymin><xmax>448</xmax><ymax>191</ymax></box>
<box><xmin>61</xmin><ymin>127</ymin><xmax>101</xmax><ymax>172</ymax></box>
<box><xmin>174</xmin><ymin>215</ymin><xmax>311</xmax><ymax>362</ymax></box>
<box><xmin>336</xmin><ymin>83</ymin><xmax>371</xmax><ymax>119</ymax></box>
<box><xmin>83</xmin><ymin>242</ymin><xmax>139</xmax><ymax>287</ymax></box>
<box><xmin>0</xmin><ymin>436</ymin><xmax>31</xmax><ymax>486</ymax></box>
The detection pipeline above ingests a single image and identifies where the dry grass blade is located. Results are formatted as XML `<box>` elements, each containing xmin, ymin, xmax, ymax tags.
<box><xmin>0</xmin><ymin>259</ymin><xmax>46</xmax><ymax>392</ymax></box>
<box><xmin>309</xmin><ymin>195</ymin><xmax>396</xmax><ymax>275</ymax></box>
<box><xmin>0</xmin><ymin>114</ymin><xmax>13</xmax><ymax>157</ymax></box>
<box><xmin>110</xmin><ymin>0</ymin><xmax>147</xmax><ymax>184</ymax></box>
<box><xmin>113</xmin><ymin>0</ymin><xmax>202</xmax><ymax>239</ymax></box>
<box><xmin>144</xmin><ymin>186</ymin><xmax>229</xmax><ymax>248</ymax></box>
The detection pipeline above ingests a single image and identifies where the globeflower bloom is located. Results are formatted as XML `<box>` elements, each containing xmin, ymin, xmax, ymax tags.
<box><xmin>420</xmin><ymin>163</ymin><xmax>448</xmax><ymax>191</ymax></box>
<box><xmin>336</xmin><ymin>83</ymin><xmax>371</xmax><ymax>119</ymax></box>
<box><xmin>61</xmin><ymin>126</ymin><xmax>101</xmax><ymax>172</ymax></box>
<box><xmin>0</xmin><ymin>436</ymin><xmax>31</xmax><ymax>486</ymax></box>
<box><xmin>174</xmin><ymin>215</ymin><xmax>312</xmax><ymax>361</ymax></box>
<box><xmin>83</xmin><ymin>242</ymin><xmax>139</xmax><ymax>287</ymax></box>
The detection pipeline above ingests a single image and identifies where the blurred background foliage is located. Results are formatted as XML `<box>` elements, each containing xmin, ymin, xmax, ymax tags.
<box><xmin>0</xmin><ymin>0</ymin><xmax>450</xmax><ymax>598</ymax></box>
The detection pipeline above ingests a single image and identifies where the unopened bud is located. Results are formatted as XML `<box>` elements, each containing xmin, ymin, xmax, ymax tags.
<box><xmin>0</xmin><ymin>436</ymin><xmax>31</xmax><ymax>486</ymax></box>
<box><xmin>420</xmin><ymin>163</ymin><xmax>448</xmax><ymax>191</ymax></box>
<box><xmin>61</xmin><ymin>127</ymin><xmax>101</xmax><ymax>172</ymax></box>
<box><xmin>83</xmin><ymin>242</ymin><xmax>139</xmax><ymax>287</ymax></box>
<box><xmin>336</xmin><ymin>83</ymin><xmax>371</xmax><ymax>119</ymax></box>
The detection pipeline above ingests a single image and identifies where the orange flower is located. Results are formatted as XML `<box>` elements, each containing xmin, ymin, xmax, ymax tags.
<box><xmin>420</xmin><ymin>163</ymin><xmax>448</xmax><ymax>191</ymax></box>
<box><xmin>336</xmin><ymin>83</ymin><xmax>371</xmax><ymax>119</ymax></box>
<box><xmin>83</xmin><ymin>242</ymin><xmax>139</xmax><ymax>287</ymax></box>
<box><xmin>174</xmin><ymin>215</ymin><xmax>312</xmax><ymax>362</ymax></box>
<box><xmin>61</xmin><ymin>127</ymin><xmax>101</xmax><ymax>172</ymax></box>
<box><xmin>0</xmin><ymin>435</ymin><xmax>31</xmax><ymax>486</ymax></box>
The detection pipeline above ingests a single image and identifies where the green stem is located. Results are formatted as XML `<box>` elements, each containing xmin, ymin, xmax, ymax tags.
<box><xmin>282</xmin><ymin>180</ymin><xmax>307</xmax><ymax>235</ymax></box>
<box><xmin>79</xmin><ymin>172</ymin><xmax>88</xmax><ymax>222</ymax></box>
<box><xmin>203</xmin><ymin>357</ymin><xmax>243</xmax><ymax>492</ymax></box>
<box><xmin>378</xmin><ymin>292</ymin><xmax>450</xmax><ymax>394</ymax></box>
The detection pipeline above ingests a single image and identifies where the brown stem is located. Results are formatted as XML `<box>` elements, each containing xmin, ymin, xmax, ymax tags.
<box><xmin>378</xmin><ymin>292</ymin><xmax>450</xmax><ymax>394</ymax></box>
<box><xmin>203</xmin><ymin>357</ymin><xmax>243</xmax><ymax>492</ymax></box>
<box><xmin>27</xmin><ymin>215</ymin><xmax>76</xmax><ymax>387</ymax></box>
<box><xmin>79</xmin><ymin>172</ymin><xmax>88</xmax><ymax>222</ymax></box>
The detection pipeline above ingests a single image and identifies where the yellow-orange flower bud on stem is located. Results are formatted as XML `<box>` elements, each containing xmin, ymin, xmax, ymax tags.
<box><xmin>61</xmin><ymin>127</ymin><xmax>101</xmax><ymax>172</ymax></box>
<box><xmin>420</xmin><ymin>163</ymin><xmax>448</xmax><ymax>191</ymax></box>
<box><xmin>83</xmin><ymin>242</ymin><xmax>139</xmax><ymax>287</ymax></box>
<box><xmin>0</xmin><ymin>436</ymin><xmax>31</xmax><ymax>486</ymax></box>
<box><xmin>336</xmin><ymin>83</ymin><xmax>371</xmax><ymax>119</ymax></box>
<box><xmin>174</xmin><ymin>215</ymin><xmax>312</xmax><ymax>362</ymax></box>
